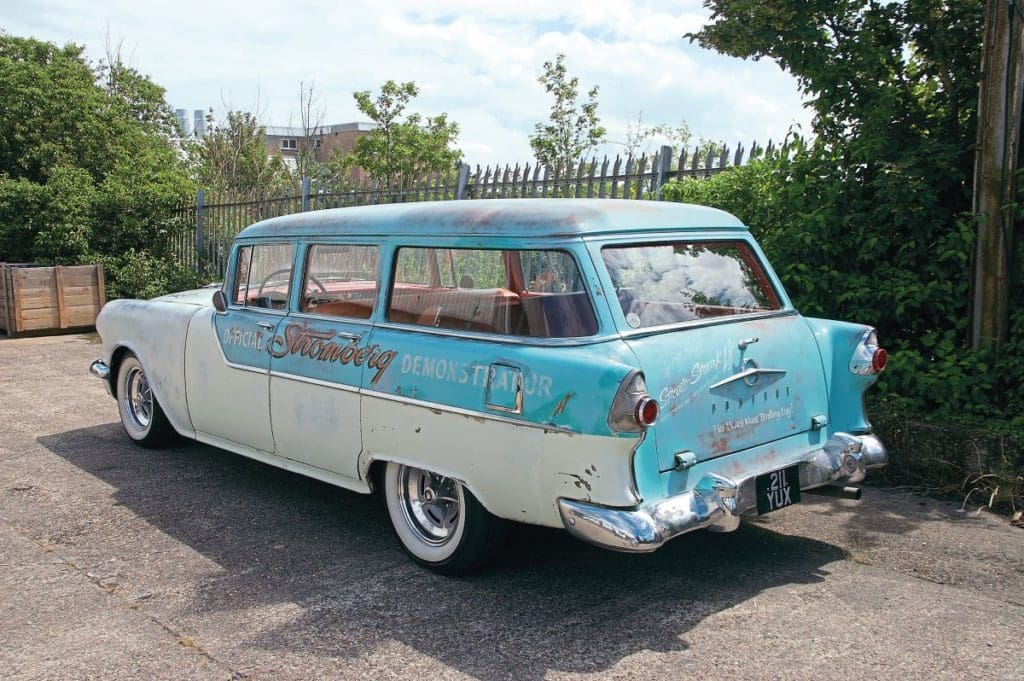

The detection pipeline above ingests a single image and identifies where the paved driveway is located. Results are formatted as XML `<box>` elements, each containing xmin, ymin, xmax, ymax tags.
<box><xmin>1</xmin><ymin>334</ymin><xmax>1022</xmax><ymax>680</ymax></box>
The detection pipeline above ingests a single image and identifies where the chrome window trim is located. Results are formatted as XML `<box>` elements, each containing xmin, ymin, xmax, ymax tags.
<box><xmin>616</xmin><ymin>309</ymin><xmax>799</xmax><ymax>339</ymax></box>
<box><xmin>371</xmin><ymin>320</ymin><xmax>619</xmax><ymax>347</ymax></box>
<box><xmin>287</xmin><ymin>311</ymin><xmax>374</xmax><ymax>328</ymax></box>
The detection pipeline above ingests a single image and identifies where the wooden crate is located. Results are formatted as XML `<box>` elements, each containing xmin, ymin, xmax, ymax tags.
<box><xmin>0</xmin><ymin>263</ymin><xmax>106</xmax><ymax>336</ymax></box>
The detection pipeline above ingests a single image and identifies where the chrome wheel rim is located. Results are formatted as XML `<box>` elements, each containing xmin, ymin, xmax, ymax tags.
<box><xmin>397</xmin><ymin>465</ymin><xmax>462</xmax><ymax>546</ymax></box>
<box><xmin>122</xmin><ymin>366</ymin><xmax>153</xmax><ymax>431</ymax></box>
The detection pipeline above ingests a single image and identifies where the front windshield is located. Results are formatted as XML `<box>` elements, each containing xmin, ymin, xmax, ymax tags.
<box><xmin>601</xmin><ymin>241</ymin><xmax>782</xmax><ymax>329</ymax></box>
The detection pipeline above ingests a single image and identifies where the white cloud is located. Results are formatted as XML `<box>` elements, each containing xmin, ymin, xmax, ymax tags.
<box><xmin>3</xmin><ymin>0</ymin><xmax>812</xmax><ymax>165</ymax></box>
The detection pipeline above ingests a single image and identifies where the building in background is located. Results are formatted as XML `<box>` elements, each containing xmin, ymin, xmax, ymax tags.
<box><xmin>174</xmin><ymin>108</ymin><xmax>209</xmax><ymax>139</ymax></box>
<box><xmin>193</xmin><ymin>109</ymin><xmax>207</xmax><ymax>138</ymax></box>
<box><xmin>263</xmin><ymin>122</ymin><xmax>375</xmax><ymax>169</ymax></box>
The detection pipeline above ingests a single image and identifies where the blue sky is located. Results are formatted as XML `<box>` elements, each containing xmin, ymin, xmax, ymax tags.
<box><xmin>4</xmin><ymin>0</ymin><xmax>812</xmax><ymax>164</ymax></box>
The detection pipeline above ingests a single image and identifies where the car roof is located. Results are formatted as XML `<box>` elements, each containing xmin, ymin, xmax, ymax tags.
<box><xmin>236</xmin><ymin>199</ymin><xmax>746</xmax><ymax>240</ymax></box>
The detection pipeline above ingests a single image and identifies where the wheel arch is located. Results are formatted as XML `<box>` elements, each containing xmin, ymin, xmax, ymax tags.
<box><xmin>109</xmin><ymin>342</ymin><xmax>194</xmax><ymax>439</ymax></box>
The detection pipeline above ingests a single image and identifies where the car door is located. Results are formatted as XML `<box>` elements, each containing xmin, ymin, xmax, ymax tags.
<box><xmin>268</xmin><ymin>242</ymin><xmax>379</xmax><ymax>479</ymax></box>
<box><xmin>186</xmin><ymin>241</ymin><xmax>294</xmax><ymax>452</ymax></box>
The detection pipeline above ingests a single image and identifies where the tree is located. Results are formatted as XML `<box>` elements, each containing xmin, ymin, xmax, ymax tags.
<box><xmin>293</xmin><ymin>80</ymin><xmax>326</xmax><ymax>180</ymax></box>
<box><xmin>621</xmin><ymin>111</ymin><xmax>723</xmax><ymax>165</ymax></box>
<box><xmin>335</xmin><ymin>80</ymin><xmax>461</xmax><ymax>186</ymax></box>
<box><xmin>0</xmin><ymin>34</ymin><xmax>197</xmax><ymax>297</ymax></box>
<box><xmin>192</xmin><ymin>110</ymin><xmax>292</xmax><ymax>198</ymax></box>
<box><xmin>529</xmin><ymin>53</ymin><xmax>606</xmax><ymax>169</ymax></box>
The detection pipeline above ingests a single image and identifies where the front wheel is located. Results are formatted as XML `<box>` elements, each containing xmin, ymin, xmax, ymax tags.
<box><xmin>116</xmin><ymin>353</ymin><xmax>176</xmax><ymax>448</ymax></box>
<box><xmin>383</xmin><ymin>462</ymin><xmax>506</xmax><ymax>574</ymax></box>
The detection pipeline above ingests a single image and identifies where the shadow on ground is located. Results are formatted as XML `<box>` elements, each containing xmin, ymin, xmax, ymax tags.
<box><xmin>41</xmin><ymin>424</ymin><xmax>846</xmax><ymax>679</ymax></box>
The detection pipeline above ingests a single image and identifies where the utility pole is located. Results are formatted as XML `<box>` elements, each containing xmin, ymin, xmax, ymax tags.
<box><xmin>971</xmin><ymin>0</ymin><xmax>1024</xmax><ymax>351</ymax></box>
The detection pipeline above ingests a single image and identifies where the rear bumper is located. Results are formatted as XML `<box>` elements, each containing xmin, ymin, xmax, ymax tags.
<box><xmin>557</xmin><ymin>432</ymin><xmax>887</xmax><ymax>553</ymax></box>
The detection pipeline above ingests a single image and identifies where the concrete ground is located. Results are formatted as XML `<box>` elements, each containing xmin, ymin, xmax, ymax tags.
<box><xmin>1</xmin><ymin>333</ymin><xmax>1021</xmax><ymax>680</ymax></box>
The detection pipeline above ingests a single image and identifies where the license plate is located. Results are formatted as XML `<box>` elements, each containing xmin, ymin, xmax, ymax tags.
<box><xmin>755</xmin><ymin>465</ymin><xmax>801</xmax><ymax>515</ymax></box>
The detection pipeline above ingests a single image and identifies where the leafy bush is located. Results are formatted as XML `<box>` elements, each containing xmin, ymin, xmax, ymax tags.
<box><xmin>0</xmin><ymin>35</ymin><xmax>195</xmax><ymax>299</ymax></box>
<box><xmin>92</xmin><ymin>249</ymin><xmax>205</xmax><ymax>300</ymax></box>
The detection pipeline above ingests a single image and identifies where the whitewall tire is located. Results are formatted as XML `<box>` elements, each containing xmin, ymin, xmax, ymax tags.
<box><xmin>383</xmin><ymin>461</ymin><xmax>506</xmax><ymax>574</ymax></box>
<box><xmin>116</xmin><ymin>353</ymin><xmax>176</xmax><ymax>448</ymax></box>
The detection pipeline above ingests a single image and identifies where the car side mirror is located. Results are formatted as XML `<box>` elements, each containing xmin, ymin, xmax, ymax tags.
<box><xmin>212</xmin><ymin>289</ymin><xmax>228</xmax><ymax>314</ymax></box>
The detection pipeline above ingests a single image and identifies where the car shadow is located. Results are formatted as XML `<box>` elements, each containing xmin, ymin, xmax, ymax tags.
<box><xmin>40</xmin><ymin>424</ymin><xmax>846</xmax><ymax>679</ymax></box>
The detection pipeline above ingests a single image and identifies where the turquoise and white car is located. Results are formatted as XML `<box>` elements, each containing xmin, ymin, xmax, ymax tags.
<box><xmin>90</xmin><ymin>199</ymin><xmax>888</xmax><ymax>573</ymax></box>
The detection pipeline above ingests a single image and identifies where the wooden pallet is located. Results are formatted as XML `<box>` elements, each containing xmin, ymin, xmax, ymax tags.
<box><xmin>0</xmin><ymin>263</ymin><xmax>106</xmax><ymax>336</ymax></box>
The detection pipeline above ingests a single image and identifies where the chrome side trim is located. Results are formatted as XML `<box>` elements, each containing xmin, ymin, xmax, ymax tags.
<box><xmin>558</xmin><ymin>432</ymin><xmax>888</xmax><ymax>553</ymax></box>
<box><xmin>269</xmin><ymin>370</ymin><xmax>360</xmax><ymax>393</ymax></box>
<box><xmin>360</xmin><ymin>387</ymin><xmax>580</xmax><ymax>435</ymax></box>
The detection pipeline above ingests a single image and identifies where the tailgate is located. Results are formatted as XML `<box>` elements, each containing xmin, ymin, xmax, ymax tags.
<box><xmin>626</xmin><ymin>314</ymin><xmax>828</xmax><ymax>471</ymax></box>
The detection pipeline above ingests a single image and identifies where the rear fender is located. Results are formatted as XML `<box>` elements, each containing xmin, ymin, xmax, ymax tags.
<box><xmin>802</xmin><ymin>317</ymin><xmax>880</xmax><ymax>434</ymax></box>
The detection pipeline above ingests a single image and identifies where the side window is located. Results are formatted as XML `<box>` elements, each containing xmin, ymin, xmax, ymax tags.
<box><xmin>232</xmin><ymin>243</ymin><xmax>295</xmax><ymax>310</ymax></box>
<box><xmin>231</xmin><ymin>245</ymin><xmax>253</xmax><ymax>305</ymax></box>
<box><xmin>387</xmin><ymin>247</ymin><xmax>597</xmax><ymax>338</ymax></box>
<box><xmin>521</xmin><ymin>251</ymin><xmax>587</xmax><ymax>294</ymax></box>
<box><xmin>301</xmin><ymin>244</ymin><xmax>379</xmax><ymax>320</ymax></box>
<box><xmin>394</xmin><ymin>248</ymin><xmax>435</xmax><ymax>286</ymax></box>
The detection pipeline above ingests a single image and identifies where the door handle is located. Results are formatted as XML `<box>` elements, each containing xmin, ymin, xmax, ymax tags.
<box><xmin>257</xmin><ymin>320</ymin><xmax>276</xmax><ymax>329</ymax></box>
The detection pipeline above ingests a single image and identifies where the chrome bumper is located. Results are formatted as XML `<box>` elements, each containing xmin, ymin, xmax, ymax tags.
<box><xmin>558</xmin><ymin>432</ymin><xmax>887</xmax><ymax>553</ymax></box>
<box><xmin>89</xmin><ymin>360</ymin><xmax>114</xmax><ymax>395</ymax></box>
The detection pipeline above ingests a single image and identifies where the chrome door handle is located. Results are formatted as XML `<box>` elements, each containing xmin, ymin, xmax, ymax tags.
<box><xmin>257</xmin><ymin>320</ymin><xmax>276</xmax><ymax>329</ymax></box>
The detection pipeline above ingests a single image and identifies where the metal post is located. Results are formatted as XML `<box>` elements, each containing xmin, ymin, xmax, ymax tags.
<box><xmin>195</xmin><ymin>189</ymin><xmax>206</xmax><ymax>257</ymax></box>
<box><xmin>455</xmin><ymin>163</ymin><xmax>470</xmax><ymax>200</ymax></box>
<box><xmin>301</xmin><ymin>176</ymin><xmax>311</xmax><ymax>212</ymax></box>
<box><xmin>654</xmin><ymin>145</ymin><xmax>673</xmax><ymax>200</ymax></box>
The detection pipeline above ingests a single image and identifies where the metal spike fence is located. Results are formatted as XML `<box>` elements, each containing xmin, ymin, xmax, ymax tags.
<box><xmin>170</xmin><ymin>141</ymin><xmax>779</xmax><ymax>279</ymax></box>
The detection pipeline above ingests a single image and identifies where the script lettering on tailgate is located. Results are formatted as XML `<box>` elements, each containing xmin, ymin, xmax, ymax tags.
<box><xmin>269</xmin><ymin>322</ymin><xmax>398</xmax><ymax>384</ymax></box>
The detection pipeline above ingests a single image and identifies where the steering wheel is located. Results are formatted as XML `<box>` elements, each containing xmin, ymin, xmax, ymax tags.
<box><xmin>255</xmin><ymin>269</ymin><xmax>326</xmax><ymax>299</ymax></box>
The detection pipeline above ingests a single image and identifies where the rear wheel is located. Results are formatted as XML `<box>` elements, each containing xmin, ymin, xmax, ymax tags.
<box><xmin>383</xmin><ymin>461</ymin><xmax>506</xmax><ymax>574</ymax></box>
<box><xmin>116</xmin><ymin>353</ymin><xmax>175</xmax><ymax>448</ymax></box>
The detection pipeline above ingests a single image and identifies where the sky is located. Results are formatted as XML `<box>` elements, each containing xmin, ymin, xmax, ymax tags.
<box><xmin>4</xmin><ymin>1</ymin><xmax>813</xmax><ymax>165</ymax></box>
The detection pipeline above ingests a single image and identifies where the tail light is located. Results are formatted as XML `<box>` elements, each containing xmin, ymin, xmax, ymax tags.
<box><xmin>850</xmin><ymin>330</ymin><xmax>887</xmax><ymax>375</ymax></box>
<box><xmin>635</xmin><ymin>397</ymin><xmax>659</xmax><ymax>427</ymax></box>
<box><xmin>608</xmin><ymin>371</ymin><xmax>660</xmax><ymax>432</ymax></box>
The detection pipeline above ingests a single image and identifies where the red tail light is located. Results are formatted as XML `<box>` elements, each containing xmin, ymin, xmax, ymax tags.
<box><xmin>871</xmin><ymin>348</ymin><xmax>888</xmax><ymax>373</ymax></box>
<box><xmin>850</xmin><ymin>330</ymin><xmax>887</xmax><ymax>376</ymax></box>
<box><xmin>635</xmin><ymin>397</ymin><xmax>660</xmax><ymax>427</ymax></box>
<box><xmin>608</xmin><ymin>371</ymin><xmax>659</xmax><ymax>433</ymax></box>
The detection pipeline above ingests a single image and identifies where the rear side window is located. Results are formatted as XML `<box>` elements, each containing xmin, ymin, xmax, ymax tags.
<box><xmin>231</xmin><ymin>243</ymin><xmax>295</xmax><ymax>310</ymax></box>
<box><xmin>388</xmin><ymin>247</ymin><xmax>598</xmax><ymax>338</ymax></box>
<box><xmin>300</xmin><ymin>244</ymin><xmax>379</xmax><ymax>319</ymax></box>
<box><xmin>602</xmin><ymin>241</ymin><xmax>782</xmax><ymax>329</ymax></box>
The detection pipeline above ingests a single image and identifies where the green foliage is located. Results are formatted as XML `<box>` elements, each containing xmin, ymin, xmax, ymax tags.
<box><xmin>95</xmin><ymin>248</ymin><xmax>204</xmax><ymax>300</ymax></box>
<box><xmin>672</xmin><ymin>1</ymin><xmax>1024</xmax><ymax>428</ymax></box>
<box><xmin>190</xmin><ymin>110</ymin><xmax>293</xmax><ymax>198</ymax></box>
<box><xmin>335</xmin><ymin>80</ymin><xmax>461</xmax><ymax>186</ymax></box>
<box><xmin>0</xmin><ymin>34</ymin><xmax>195</xmax><ymax>298</ymax></box>
<box><xmin>529</xmin><ymin>53</ymin><xmax>606</xmax><ymax>168</ymax></box>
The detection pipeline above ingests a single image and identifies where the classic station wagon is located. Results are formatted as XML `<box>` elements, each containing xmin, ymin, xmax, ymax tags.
<box><xmin>90</xmin><ymin>199</ymin><xmax>888</xmax><ymax>573</ymax></box>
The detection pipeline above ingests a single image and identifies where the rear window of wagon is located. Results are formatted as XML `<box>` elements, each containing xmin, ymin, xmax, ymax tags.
<box><xmin>602</xmin><ymin>241</ymin><xmax>782</xmax><ymax>329</ymax></box>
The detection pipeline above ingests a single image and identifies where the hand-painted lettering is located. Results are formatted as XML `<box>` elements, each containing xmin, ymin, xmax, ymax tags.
<box><xmin>269</xmin><ymin>322</ymin><xmax>397</xmax><ymax>384</ymax></box>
